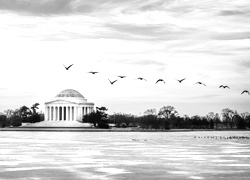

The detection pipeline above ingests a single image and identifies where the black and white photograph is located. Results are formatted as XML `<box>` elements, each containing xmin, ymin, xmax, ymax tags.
<box><xmin>0</xmin><ymin>0</ymin><xmax>250</xmax><ymax>179</ymax></box>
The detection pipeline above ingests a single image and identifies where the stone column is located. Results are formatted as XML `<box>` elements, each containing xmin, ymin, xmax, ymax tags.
<box><xmin>46</xmin><ymin>106</ymin><xmax>48</xmax><ymax>121</ymax></box>
<box><xmin>70</xmin><ymin>106</ymin><xmax>72</xmax><ymax>121</ymax></box>
<box><xmin>65</xmin><ymin>106</ymin><xmax>67</xmax><ymax>121</ymax></box>
<box><xmin>58</xmin><ymin>107</ymin><xmax>60</xmax><ymax>120</ymax></box>
<box><xmin>68</xmin><ymin>106</ymin><xmax>70</xmax><ymax>121</ymax></box>
<box><xmin>69</xmin><ymin>107</ymin><xmax>71</xmax><ymax>121</ymax></box>
<box><xmin>55</xmin><ymin>106</ymin><xmax>58</xmax><ymax>121</ymax></box>
<box><xmin>59</xmin><ymin>106</ymin><xmax>61</xmax><ymax>121</ymax></box>
<box><xmin>54</xmin><ymin>106</ymin><xmax>56</xmax><ymax>121</ymax></box>
<box><xmin>76</xmin><ymin>106</ymin><xmax>79</xmax><ymax>120</ymax></box>
<box><xmin>50</xmin><ymin>106</ymin><xmax>53</xmax><ymax>121</ymax></box>
<box><xmin>70</xmin><ymin>107</ymin><xmax>72</xmax><ymax>121</ymax></box>
<box><xmin>66</xmin><ymin>107</ymin><xmax>68</xmax><ymax>121</ymax></box>
<box><xmin>45</xmin><ymin>106</ymin><xmax>47</xmax><ymax>121</ymax></box>
<box><xmin>61</xmin><ymin>106</ymin><xmax>63</xmax><ymax>121</ymax></box>
<box><xmin>72</xmin><ymin>106</ymin><xmax>74</xmax><ymax>121</ymax></box>
<box><xmin>48</xmin><ymin>106</ymin><xmax>50</xmax><ymax>121</ymax></box>
<box><xmin>79</xmin><ymin>107</ymin><xmax>81</xmax><ymax>119</ymax></box>
<box><xmin>67</xmin><ymin>107</ymin><xmax>70</xmax><ymax>121</ymax></box>
<box><xmin>79</xmin><ymin>107</ymin><xmax>82</xmax><ymax>119</ymax></box>
<box><xmin>58</xmin><ymin>106</ymin><xmax>60</xmax><ymax>121</ymax></box>
<box><xmin>74</xmin><ymin>106</ymin><xmax>77</xmax><ymax>121</ymax></box>
<box><xmin>65</xmin><ymin>107</ymin><xmax>67</xmax><ymax>121</ymax></box>
<box><xmin>53</xmin><ymin>106</ymin><xmax>55</xmax><ymax>121</ymax></box>
<box><xmin>56</xmin><ymin>106</ymin><xmax>59</xmax><ymax>121</ymax></box>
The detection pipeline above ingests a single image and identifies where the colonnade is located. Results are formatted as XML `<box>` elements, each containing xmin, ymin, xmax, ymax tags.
<box><xmin>45</xmin><ymin>106</ymin><xmax>94</xmax><ymax>121</ymax></box>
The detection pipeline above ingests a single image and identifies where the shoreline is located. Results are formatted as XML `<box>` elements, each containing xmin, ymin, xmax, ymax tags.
<box><xmin>0</xmin><ymin>127</ymin><xmax>249</xmax><ymax>132</ymax></box>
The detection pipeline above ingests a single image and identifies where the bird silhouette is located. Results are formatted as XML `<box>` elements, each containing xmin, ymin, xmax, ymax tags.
<box><xmin>195</xmin><ymin>82</ymin><xmax>206</xmax><ymax>86</ymax></box>
<box><xmin>118</xmin><ymin>76</ymin><xmax>126</xmax><ymax>78</ymax></box>
<box><xmin>177</xmin><ymin>78</ymin><xmax>186</xmax><ymax>83</ymax></box>
<box><xmin>219</xmin><ymin>85</ymin><xmax>230</xmax><ymax>89</ymax></box>
<box><xmin>88</xmin><ymin>71</ymin><xmax>98</xmax><ymax>74</ymax></box>
<box><xmin>108</xmin><ymin>79</ymin><xmax>118</xmax><ymax>85</ymax></box>
<box><xmin>64</xmin><ymin>64</ymin><xmax>73</xmax><ymax>70</ymax></box>
<box><xmin>156</xmin><ymin>79</ymin><xmax>165</xmax><ymax>84</ymax></box>
<box><xmin>241</xmin><ymin>90</ymin><xmax>249</xmax><ymax>95</ymax></box>
<box><xmin>137</xmin><ymin>77</ymin><xmax>147</xmax><ymax>81</ymax></box>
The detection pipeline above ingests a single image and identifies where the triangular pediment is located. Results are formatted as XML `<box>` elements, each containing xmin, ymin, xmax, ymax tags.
<box><xmin>45</xmin><ymin>100</ymin><xmax>79</xmax><ymax>105</ymax></box>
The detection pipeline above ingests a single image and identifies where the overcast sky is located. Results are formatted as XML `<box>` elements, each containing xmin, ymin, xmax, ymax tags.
<box><xmin>0</xmin><ymin>0</ymin><xmax>249</xmax><ymax>116</ymax></box>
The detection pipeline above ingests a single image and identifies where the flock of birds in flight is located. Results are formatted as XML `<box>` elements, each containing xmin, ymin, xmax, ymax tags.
<box><xmin>63</xmin><ymin>64</ymin><xmax>249</xmax><ymax>95</ymax></box>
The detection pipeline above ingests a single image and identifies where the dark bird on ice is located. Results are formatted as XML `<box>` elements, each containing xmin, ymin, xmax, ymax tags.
<box><xmin>118</xmin><ymin>76</ymin><xmax>126</xmax><ymax>78</ymax></box>
<box><xmin>63</xmin><ymin>64</ymin><xmax>73</xmax><ymax>70</ymax></box>
<box><xmin>177</xmin><ymin>78</ymin><xmax>186</xmax><ymax>83</ymax></box>
<box><xmin>241</xmin><ymin>90</ymin><xmax>249</xmax><ymax>95</ymax></box>
<box><xmin>219</xmin><ymin>85</ymin><xmax>230</xmax><ymax>89</ymax></box>
<box><xmin>156</xmin><ymin>79</ymin><xmax>165</xmax><ymax>84</ymax></box>
<box><xmin>88</xmin><ymin>71</ymin><xmax>99</xmax><ymax>74</ymax></box>
<box><xmin>195</xmin><ymin>82</ymin><xmax>206</xmax><ymax>86</ymax></box>
<box><xmin>108</xmin><ymin>79</ymin><xmax>118</xmax><ymax>85</ymax></box>
<box><xmin>137</xmin><ymin>77</ymin><xmax>147</xmax><ymax>81</ymax></box>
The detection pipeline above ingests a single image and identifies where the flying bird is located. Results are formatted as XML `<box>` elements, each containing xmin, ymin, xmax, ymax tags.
<box><xmin>177</xmin><ymin>78</ymin><xmax>186</xmax><ymax>83</ymax></box>
<box><xmin>156</xmin><ymin>79</ymin><xmax>165</xmax><ymax>84</ymax></box>
<box><xmin>63</xmin><ymin>64</ymin><xmax>73</xmax><ymax>70</ymax></box>
<box><xmin>219</xmin><ymin>85</ymin><xmax>230</xmax><ymax>89</ymax></box>
<box><xmin>195</xmin><ymin>82</ymin><xmax>206</xmax><ymax>86</ymax></box>
<box><xmin>137</xmin><ymin>77</ymin><xmax>147</xmax><ymax>81</ymax></box>
<box><xmin>108</xmin><ymin>79</ymin><xmax>118</xmax><ymax>85</ymax></box>
<box><xmin>88</xmin><ymin>71</ymin><xmax>98</xmax><ymax>74</ymax></box>
<box><xmin>241</xmin><ymin>90</ymin><xmax>249</xmax><ymax>95</ymax></box>
<box><xmin>118</xmin><ymin>76</ymin><xmax>126</xmax><ymax>78</ymax></box>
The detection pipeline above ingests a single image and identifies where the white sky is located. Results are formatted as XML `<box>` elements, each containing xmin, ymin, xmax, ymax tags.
<box><xmin>0</xmin><ymin>0</ymin><xmax>249</xmax><ymax>116</ymax></box>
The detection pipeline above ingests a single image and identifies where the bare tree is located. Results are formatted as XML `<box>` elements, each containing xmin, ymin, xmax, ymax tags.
<box><xmin>144</xmin><ymin>108</ymin><xmax>157</xmax><ymax>116</ymax></box>
<box><xmin>214</xmin><ymin>113</ymin><xmax>221</xmax><ymax>129</ymax></box>
<box><xmin>4</xmin><ymin>109</ymin><xmax>14</xmax><ymax>118</ymax></box>
<box><xmin>221</xmin><ymin>108</ymin><xmax>235</xmax><ymax>129</ymax></box>
<box><xmin>241</xmin><ymin>112</ymin><xmax>250</xmax><ymax>120</ymax></box>
<box><xmin>207</xmin><ymin>112</ymin><xmax>215</xmax><ymax>120</ymax></box>
<box><xmin>206</xmin><ymin>112</ymin><xmax>216</xmax><ymax>129</ymax></box>
<box><xmin>158</xmin><ymin>106</ymin><xmax>178</xmax><ymax>129</ymax></box>
<box><xmin>158</xmin><ymin>106</ymin><xmax>178</xmax><ymax>119</ymax></box>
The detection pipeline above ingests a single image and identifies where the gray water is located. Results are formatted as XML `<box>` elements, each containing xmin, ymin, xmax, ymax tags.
<box><xmin>0</xmin><ymin>131</ymin><xmax>250</xmax><ymax>180</ymax></box>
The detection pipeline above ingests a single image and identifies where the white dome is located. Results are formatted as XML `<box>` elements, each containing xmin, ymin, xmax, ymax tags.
<box><xmin>53</xmin><ymin>89</ymin><xmax>87</xmax><ymax>103</ymax></box>
<box><xmin>55</xmin><ymin>89</ymin><xmax>85</xmax><ymax>98</ymax></box>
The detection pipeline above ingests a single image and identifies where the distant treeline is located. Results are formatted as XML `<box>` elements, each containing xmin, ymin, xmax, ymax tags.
<box><xmin>0</xmin><ymin>103</ymin><xmax>44</xmax><ymax>127</ymax></box>
<box><xmin>1</xmin><ymin>104</ymin><xmax>249</xmax><ymax>130</ymax></box>
<box><xmin>83</xmin><ymin>106</ymin><xmax>250</xmax><ymax>130</ymax></box>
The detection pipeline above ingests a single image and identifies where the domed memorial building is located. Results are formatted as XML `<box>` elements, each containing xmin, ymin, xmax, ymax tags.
<box><xmin>44</xmin><ymin>89</ymin><xmax>94</xmax><ymax>121</ymax></box>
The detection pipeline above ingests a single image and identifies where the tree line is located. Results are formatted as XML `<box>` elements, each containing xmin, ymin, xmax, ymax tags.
<box><xmin>1</xmin><ymin>103</ymin><xmax>249</xmax><ymax>130</ymax></box>
<box><xmin>0</xmin><ymin>103</ymin><xmax>44</xmax><ymax>127</ymax></box>
<box><xmin>83</xmin><ymin>106</ymin><xmax>250</xmax><ymax>130</ymax></box>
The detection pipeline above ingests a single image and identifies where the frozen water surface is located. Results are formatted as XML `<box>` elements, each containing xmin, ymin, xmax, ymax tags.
<box><xmin>0</xmin><ymin>131</ymin><xmax>250</xmax><ymax>179</ymax></box>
